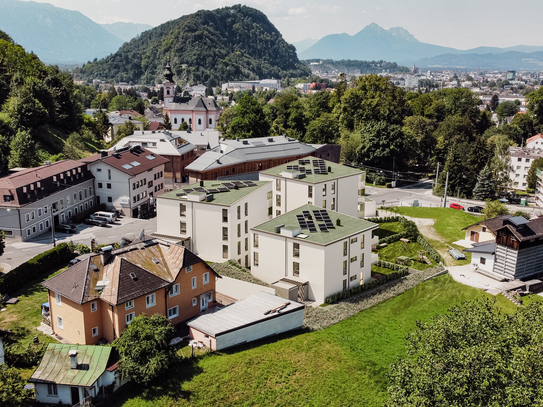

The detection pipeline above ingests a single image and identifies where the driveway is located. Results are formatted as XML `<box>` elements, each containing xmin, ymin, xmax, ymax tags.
<box><xmin>447</xmin><ymin>265</ymin><xmax>503</xmax><ymax>291</ymax></box>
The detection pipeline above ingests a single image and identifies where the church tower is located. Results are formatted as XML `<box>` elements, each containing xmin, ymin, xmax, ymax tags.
<box><xmin>163</xmin><ymin>61</ymin><xmax>175</xmax><ymax>108</ymax></box>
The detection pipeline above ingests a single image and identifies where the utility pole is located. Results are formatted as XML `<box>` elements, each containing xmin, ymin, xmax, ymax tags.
<box><xmin>435</xmin><ymin>162</ymin><xmax>440</xmax><ymax>189</ymax></box>
<box><xmin>392</xmin><ymin>157</ymin><xmax>396</xmax><ymax>187</ymax></box>
<box><xmin>50</xmin><ymin>209</ymin><xmax>56</xmax><ymax>247</ymax></box>
<box><xmin>443</xmin><ymin>172</ymin><xmax>449</xmax><ymax>208</ymax></box>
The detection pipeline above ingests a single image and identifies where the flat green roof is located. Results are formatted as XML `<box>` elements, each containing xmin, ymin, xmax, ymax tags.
<box><xmin>252</xmin><ymin>204</ymin><xmax>378</xmax><ymax>245</ymax></box>
<box><xmin>159</xmin><ymin>180</ymin><xmax>270</xmax><ymax>206</ymax></box>
<box><xmin>30</xmin><ymin>344</ymin><xmax>112</xmax><ymax>387</ymax></box>
<box><xmin>260</xmin><ymin>158</ymin><xmax>363</xmax><ymax>183</ymax></box>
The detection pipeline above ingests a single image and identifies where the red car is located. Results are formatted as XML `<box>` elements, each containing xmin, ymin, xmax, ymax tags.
<box><xmin>449</xmin><ymin>203</ymin><xmax>464</xmax><ymax>210</ymax></box>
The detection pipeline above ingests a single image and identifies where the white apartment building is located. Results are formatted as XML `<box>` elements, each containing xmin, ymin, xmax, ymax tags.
<box><xmin>251</xmin><ymin>204</ymin><xmax>378</xmax><ymax>304</ymax></box>
<box><xmin>155</xmin><ymin>180</ymin><xmax>272</xmax><ymax>264</ymax></box>
<box><xmin>508</xmin><ymin>147</ymin><xmax>543</xmax><ymax>191</ymax></box>
<box><xmin>527</xmin><ymin>134</ymin><xmax>543</xmax><ymax>149</ymax></box>
<box><xmin>259</xmin><ymin>158</ymin><xmax>365</xmax><ymax>218</ymax></box>
<box><xmin>82</xmin><ymin>146</ymin><xmax>169</xmax><ymax>218</ymax></box>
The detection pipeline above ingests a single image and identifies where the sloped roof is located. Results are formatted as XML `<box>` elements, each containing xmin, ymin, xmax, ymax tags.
<box><xmin>109</xmin><ymin>132</ymin><xmax>196</xmax><ymax>157</ymax></box>
<box><xmin>167</xmin><ymin>97</ymin><xmax>219</xmax><ymax>112</ymax></box>
<box><xmin>81</xmin><ymin>146</ymin><xmax>170</xmax><ymax>176</ymax></box>
<box><xmin>463</xmin><ymin>241</ymin><xmax>496</xmax><ymax>254</ymax></box>
<box><xmin>462</xmin><ymin>214</ymin><xmax>513</xmax><ymax>234</ymax></box>
<box><xmin>495</xmin><ymin>216</ymin><xmax>543</xmax><ymax>242</ymax></box>
<box><xmin>527</xmin><ymin>133</ymin><xmax>543</xmax><ymax>144</ymax></box>
<box><xmin>29</xmin><ymin>344</ymin><xmax>113</xmax><ymax>387</ymax></box>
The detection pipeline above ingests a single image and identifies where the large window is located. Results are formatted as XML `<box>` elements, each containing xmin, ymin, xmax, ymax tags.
<box><xmin>237</xmin><ymin>224</ymin><xmax>241</xmax><ymax>238</ymax></box>
<box><xmin>293</xmin><ymin>262</ymin><xmax>300</xmax><ymax>277</ymax></box>
<box><xmin>237</xmin><ymin>241</ymin><xmax>241</xmax><ymax>255</ymax></box>
<box><xmin>245</xmin><ymin>220</ymin><xmax>248</xmax><ymax>234</ymax></box>
<box><xmin>203</xmin><ymin>272</ymin><xmax>209</xmax><ymax>284</ymax></box>
<box><xmin>57</xmin><ymin>316</ymin><xmax>63</xmax><ymax>329</ymax></box>
<box><xmin>222</xmin><ymin>227</ymin><xmax>228</xmax><ymax>241</ymax></box>
<box><xmin>92</xmin><ymin>326</ymin><xmax>99</xmax><ymax>337</ymax></box>
<box><xmin>245</xmin><ymin>202</ymin><xmax>248</xmax><ymax>216</ymax></box>
<box><xmin>254</xmin><ymin>233</ymin><xmax>259</xmax><ymax>248</ymax></box>
<box><xmin>222</xmin><ymin>209</ymin><xmax>228</xmax><ymax>222</ymax></box>
<box><xmin>293</xmin><ymin>242</ymin><xmax>300</xmax><ymax>258</ymax></box>
<box><xmin>343</xmin><ymin>242</ymin><xmax>347</xmax><ymax>256</ymax></box>
<box><xmin>170</xmin><ymin>283</ymin><xmax>180</xmax><ymax>297</ymax></box>
<box><xmin>323</xmin><ymin>184</ymin><xmax>327</xmax><ymax>196</ymax></box>
<box><xmin>126</xmin><ymin>312</ymin><xmax>135</xmax><ymax>325</ymax></box>
<box><xmin>55</xmin><ymin>293</ymin><xmax>62</xmax><ymax>306</ymax></box>
<box><xmin>146</xmin><ymin>293</ymin><xmax>156</xmax><ymax>308</ymax></box>
<box><xmin>360</xmin><ymin>254</ymin><xmax>365</xmax><ymax>268</ymax></box>
<box><xmin>125</xmin><ymin>300</ymin><xmax>134</xmax><ymax>310</ymax></box>
<box><xmin>360</xmin><ymin>235</ymin><xmax>364</xmax><ymax>249</ymax></box>
<box><xmin>47</xmin><ymin>383</ymin><xmax>58</xmax><ymax>396</ymax></box>
<box><xmin>180</xmin><ymin>221</ymin><xmax>187</xmax><ymax>235</ymax></box>
<box><xmin>276</xmin><ymin>179</ymin><xmax>281</xmax><ymax>191</ymax></box>
<box><xmin>343</xmin><ymin>260</ymin><xmax>347</xmax><ymax>275</ymax></box>
<box><xmin>237</xmin><ymin>206</ymin><xmax>241</xmax><ymax>220</ymax></box>
<box><xmin>276</xmin><ymin>194</ymin><xmax>281</xmax><ymax>207</ymax></box>
<box><xmin>331</xmin><ymin>198</ymin><xmax>335</xmax><ymax>211</ymax></box>
<box><xmin>91</xmin><ymin>302</ymin><xmax>97</xmax><ymax>312</ymax></box>
<box><xmin>253</xmin><ymin>252</ymin><xmax>259</xmax><ymax>266</ymax></box>
<box><xmin>331</xmin><ymin>182</ymin><xmax>335</xmax><ymax>194</ymax></box>
<box><xmin>168</xmin><ymin>306</ymin><xmax>179</xmax><ymax>319</ymax></box>
<box><xmin>191</xmin><ymin>276</ymin><xmax>197</xmax><ymax>289</ymax></box>
<box><xmin>308</xmin><ymin>185</ymin><xmax>313</xmax><ymax>198</ymax></box>
<box><xmin>222</xmin><ymin>245</ymin><xmax>228</xmax><ymax>259</ymax></box>
<box><xmin>179</xmin><ymin>203</ymin><xmax>186</xmax><ymax>216</ymax></box>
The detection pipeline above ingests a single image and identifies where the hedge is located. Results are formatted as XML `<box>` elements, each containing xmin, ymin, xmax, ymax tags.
<box><xmin>325</xmin><ymin>269</ymin><xmax>409</xmax><ymax>304</ymax></box>
<box><xmin>366</xmin><ymin>216</ymin><xmax>401</xmax><ymax>223</ymax></box>
<box><xmin>378</xmin><ymin>231</ymin><xmax>410</xmax><ymax>245</ymax></box>
<box><xmin>375</xmin><ymin>260</ymin><xmax>410</xmax><ymax>273</ymax></box>
<box><xmin>0</xmin><ymin>243</ymin><xmax>75</xmax><ymax>295</ymax></box>
<box><xmin>417</xmin><ymin>235</ymin><xmax>444</xmax><ymax>264</ymax></box>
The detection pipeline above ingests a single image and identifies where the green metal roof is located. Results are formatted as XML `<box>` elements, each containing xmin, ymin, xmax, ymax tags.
<box><xmin>29</xmin><ymin>344</ymin><xmax>112</xmax><ymax>387</ymax></box>
<box><xmin>159</xmin><ymin>180</ymin><xmax>270</xmax><ymax>206</ymax></box>
<box><xmin>252</xmin><ymin>204</ymin><xmax>378</xmax><ymax>245</ymax></box>
<box><xmin>260</xmin><ymin>158</ymin><xmax>363</xmax><ymax>183</ymax></box>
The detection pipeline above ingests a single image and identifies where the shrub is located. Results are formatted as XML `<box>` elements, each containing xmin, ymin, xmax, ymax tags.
<box><xmin>0</xmin><ymin>243</ymin><xmax>75</xmax><ymax>295</ymax></box>
<box><xmin>379</xmin><ymin>231</ymin><xmax>409</xmax><ymax>244</ymax></box>
<box><xmin>367</xmin><ymin>216</ymin><xmax>401</xmax><ymax>223</ymax></box>
<box><xmin>417</xmin><ymin>235</ymin><xmax>443</xmax><ymax>264</ymax></box>
<box><xmin>386</xmin><ymin>183</ymin><xmax>392</xmax><ymax>188</ymax></box>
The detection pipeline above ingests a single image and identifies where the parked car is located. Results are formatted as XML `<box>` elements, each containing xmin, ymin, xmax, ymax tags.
<box><xmin>84</xmin><ymin>217</ymin><xmax>107</xmax><ymax>227</ymax></box>
<box><xmin>55</xmin><ymin>224</ymin><xmax>77</xmax><ymax>233</ymax></box>
<box><xmin>467</xmin><ymin>206</ymin><xmax>484</xmax><ymax>213</ymax></box>
<box><xmin>499</xmin><ymin>198</ymin><xmax>509</xmax><ymax>203</ymax></box>
<box><xmin>449</xmin><ymin>203</ymin><xmax>464</xmax><ymax>210</ymax></box>
<box><xmin>449</xmin><ymin>248</ymin><xmax>466</xmax><ymax>260</ymax></box>
<box><xmin>93</xmin><ymin>211</ymin><xmax>117</xmax><ymax>223</ymax></box>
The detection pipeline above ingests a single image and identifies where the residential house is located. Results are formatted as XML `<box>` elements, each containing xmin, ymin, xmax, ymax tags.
<box><xmin>461</xmin><ymin>215</ymin><xmax>510</xmax><ymax>244</ymax></box>
<box><xmin>464</xmin><ymin>242</ymin><xmax>496</xmax><ymax>274</ymax></box>
<box><xmin>155</xmin><ymin>180</ymin><xmax>272</xmax><ymax>265</ymax></box>
<box><xmin>251</xmin><ymin>204</ymin><xmax>378</xmax><ymax>304</ymax></box>
<box><xmin>107</xmin><ymin>114</ymin><xmax>144</xmax><ymax>143</ymax></box>
<box><xmin>29</xmin><ymin>344</ymin><xmax>126</xmax><ymax>405</ymax></box>
<box><xmin>526</xmin><ymin>133</ymin><xmax>543</xmax><ymax>149</ymax></box>
<box><xmin>537</xmin><ymin>168</ymin><xmax>543</xmax><ymax>206</ymax></box>
<box><xmin>0</xmin><ymin>160</ymin><xmax>95</xmax><ymax>241</ymax></box>
<box><xmin>509</xmin><ymin>146</ymin><xmax>543</xmax><ymax>191</ymax></box>
<box><xmin>259</xmin><ymin>158</ymin><xmax>365</xmax><ymax>218</ymax></box>
<box><xmin>188</xmin><ymin>292</ymin><xmax>304</xmax><ymax>351</ymax></box>
<box><xmin>42</xmin><ymin>238</ymin><xmax>220</xmax><ymax>345</ymax></box>
<box><xmin>81</xmin><ymin>145</ymin><xmax>169</xmax><ymax>218</ymax></box>
<box><xmin>109</xmin><ymin>131</ymin><xmax>197</xmax><ymax>183</ymax></box>
<box><xmin>185</xmin><ymin>136</ymin><xmax>339</xmax><ymax>183</ymax></box>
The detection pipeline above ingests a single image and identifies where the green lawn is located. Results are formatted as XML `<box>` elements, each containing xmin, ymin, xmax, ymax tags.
<box><xmin>374</xmin><ymin>240</ymin><xmax>437</xmax><ymax>270</ymax></box>
<box><xmin>371</xmin><ymin>265</ymin><xmax>396</xmax><ymax>276</ymax></box>
<box><xmin>108</xmin><ymin>274</ymin><xmax>509</xmax><ymax>407</ymax></box>
<box><xmin>372</xmin><ymin>222</ymin><xmax>403</xmax><ymax>240</ymax></box>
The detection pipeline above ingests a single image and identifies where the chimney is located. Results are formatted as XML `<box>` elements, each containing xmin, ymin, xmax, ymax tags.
<box><xmin>100</xmin><ymin>245</ymin><xmax>114</xmax><ymax>264</ymax></box>
<box><xmin>100</xmin><ymin>151</ymin><xmax>108</xmax><ymax>158</ymax></box>
<box><xmin>200</xmin><ymin>180</ymin><xmax>204</xmax><ymax>187</ymax></box>
<box><xmin>328</xmin><ymin>166</ymin><xmax>331</xmax><ymax>172</ymax></box>
<box><xmin>69</xmin><ymin>350</ymin><xmax>78</xmax><ymax>369</ymax></box>
<box><xmin>336</xmin><ymin>218</ymin><xmax>341</xmax><ymax>226</ymax></box>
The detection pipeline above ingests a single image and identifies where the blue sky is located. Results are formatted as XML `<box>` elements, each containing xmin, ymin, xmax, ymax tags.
<box><xmin>20</xmin><ymin>0</ymin><xmax>543</xmax><ymax>49</ymax></box>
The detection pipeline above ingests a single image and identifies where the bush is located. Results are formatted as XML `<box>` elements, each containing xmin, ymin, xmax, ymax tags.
<box><xmin>386</xmin><ymin>183</ymin><xmax>392</xmax><ymax>188</ymax></box>
<box><xmin>325</xmin><ymin>269</ymin><xmax>409</xmax><ymax>303</ymax></box>
<box><xmin>0</xmin><ymin>243</ymin><xmax>75</xmax><ymax>295</ymax></box>
<box><xmin>378</xmin><ymin>231</ymin><xmax>409</xmax><ymax>245</ymax></box>
<box><xmin>526</xmin><ymin>188</ymin><xmax>535</xmax><ymax>194</ymax></box>
<box><xmin>399</xmin><ymin>217</ymin><xmax>419</xmax><ymax>239</ymax></box>
<box><xmin>417</xmin><ymin>235</ymin><xmax>443</xmax><ymax>264</ymax></box>
<box><xmin>367</xmin><ymin>216</ymin><xmax>401</xmax><ymax>223</ymax></box>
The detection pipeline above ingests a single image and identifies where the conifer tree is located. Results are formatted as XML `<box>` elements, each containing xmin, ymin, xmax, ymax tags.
<box><xmin>473</xmin><ymin>163</ymin><xmax>495</xmax><ymax>200</ymax></box>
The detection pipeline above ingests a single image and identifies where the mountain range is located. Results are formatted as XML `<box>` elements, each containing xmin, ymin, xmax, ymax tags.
<box><xmin>0</xmin><ymin>0</ymin><xmax>149</xmax><ymax>64</ymax></box>
<box><xmin>299</xmin><ymin>23</ymin><xmax>543</xmax><ymax>69</ymax></box>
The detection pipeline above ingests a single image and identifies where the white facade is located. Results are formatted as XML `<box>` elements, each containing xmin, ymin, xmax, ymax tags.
<box><xmin>470</xmin><ymin>251</ymin><xmax>495</xmax><ymax>274</ymax></box>
<box><xmin>509</xmin><ymin>147</ymin><xmax>543</xmax><ymax>191</ymax></box>
<box><xmin>156</xmin><ymin>181</ymin><xmax>272</xmax><ymax>264</ymax></box>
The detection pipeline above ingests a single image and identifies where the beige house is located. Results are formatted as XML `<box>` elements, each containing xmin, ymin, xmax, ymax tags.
<box><xmin>462</xmin><ymin>215</ymin><xmax>513</xmax><ymax>244</ymax></box>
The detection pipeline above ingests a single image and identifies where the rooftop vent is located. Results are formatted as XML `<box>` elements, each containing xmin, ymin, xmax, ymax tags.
<box><xmin>268</xmin><ymin>138</ymin><xmax>274</xmax><ymax>142</ymax></box>
<box><xmin>275</xmin><ymin>224</ymin><xmax>285</xmax><ymax>234</ymax></box>
<box><xmin>91</xmin><ymin>264</ymin><xmax>99</xmax><ymax>272</ymax></box>
<box><xmin>328</xmin><ymin>166</ymin><xmax>331</xmax><ymax>172</ymax></box>
<box><xmin>152</xmin><ymin>258</ymin><xmax>159</xmax><ymax>264</ymax></box>
<box><xmin>242</xmin><ymin>140</ymin><xmax>249</xmax><ymax>144</ymax></box>
<box><xmin>69</xmin><ymin>350</ymin><xmax>78</xmax><ymax>369</ymax></box>
<box><xmin>129</xmin><ymin>272</ymin><xmax>137</xmax><ymax>280</ymax></box>
<box><xmin>236</xmin><ymin>137</ymin><xmax>240</xmax><ymax>141</ymax></box>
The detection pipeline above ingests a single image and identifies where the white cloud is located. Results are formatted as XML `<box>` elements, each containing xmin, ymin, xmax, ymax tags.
<box><xmin>288</xmin><ymin>7</ymin><xmax>308</xmax><ymax>16</ymax></box>
<box><xmin>317</xmin><ymin>5</ymin><xmax>340</xmax><ymax>13</ymax></box>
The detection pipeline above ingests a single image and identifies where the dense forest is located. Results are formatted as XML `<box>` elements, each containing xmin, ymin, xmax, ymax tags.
<box><xmin>74</xmin><ymin>5</ymin><xmax>310</xmax><ymax>86</ymax></box>
<box><xmin>302</xmin><ymin>59</ymin><xmax>411</xmax><ymax>75</ymax></box>
<box><xmin>218</xmin><ymin>74</ymin><xmax>543</xmax><ymax>200</ymax></box>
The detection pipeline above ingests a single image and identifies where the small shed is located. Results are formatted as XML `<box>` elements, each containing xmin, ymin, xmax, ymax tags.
<box><xmin>187</xmin><ymin>292</ymin><xmax>305</xmax><ymax>351</ymax></box>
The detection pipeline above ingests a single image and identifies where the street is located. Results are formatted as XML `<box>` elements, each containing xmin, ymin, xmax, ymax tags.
<box><xmin>0</xmin><ymin>216</ymin><xmax>157</xmax><ymax>272</ymax></box>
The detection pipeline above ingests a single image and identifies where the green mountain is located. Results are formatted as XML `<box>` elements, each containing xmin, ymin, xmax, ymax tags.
<box><xmin>100</xmin><ymin>22</ymin><xmax>154</xmax><ymax>43</ymax></box>
<box><xmin>75</xmin><ymin>5</ymin><xmax>310</xmax><ymax>85</ymax></box>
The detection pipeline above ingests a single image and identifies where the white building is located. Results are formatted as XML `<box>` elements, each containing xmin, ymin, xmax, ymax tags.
<box><xmin>509</xmin><ymin>147</ymin><xmax>543</xmax><ymax>190</ymax></box>
<box><xmin>251</xmin><ymin>204</ymin><xmax>378</xmax><ymax>304</ymax></box>
<box><xmin>527</xmin><ymin>133</ymin><xmax>543</xmax><ymax>149</ymax></box>
<box><xmin>155</xmin><ymin>180</ymin><xmax>272</xmax><ymax>265</ymax></box>
<box><xmin>259</xmin><ymin>158</ymin><xmax>365</xmax><ymax>218</ymax></box>
<box><xmin>82</xmin><ymin>146</ymin><xmax>169</xmax><ymax>218</ymax></box>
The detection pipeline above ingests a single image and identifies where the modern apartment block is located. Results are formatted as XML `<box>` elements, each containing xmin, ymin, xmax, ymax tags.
<box><xmin>251</xmin><ymin>204</ymin><xmax>378</xmax><ymax>304</ymax></box>
<box><xmin>509</xmin><ymin>146</ymin><xmax>543</xmax><ymax>191</ymax></box>
<box><xmin>155</xmin><ymin>180</ymin><xmax>272</xmax><ymax>264</ymax></box>
<box><xmin>0</xmin><ymin>160</ymin><xmax>95</xmax><ymax>241</ymax></box>
<box><xmin>259</xmin><ymin>158</ymin><xmax>365</xmax><ymax>218</ymax></box>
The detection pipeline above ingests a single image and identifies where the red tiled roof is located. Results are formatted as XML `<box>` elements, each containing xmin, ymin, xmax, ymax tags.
<box><xmin>527</xmin><ymin>134</ymin><xmax>543</xmax><ymax>144</ymax></box>
<box><xmin>80</xmin><ymin>147</ymin><xmax>169</xmax><ymax>176</ymax></box>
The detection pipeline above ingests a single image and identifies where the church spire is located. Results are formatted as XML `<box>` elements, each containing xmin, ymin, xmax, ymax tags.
<box><xmin>163</xmin><ymin>59</ymin><xmax>174</xmax><ymax>84</ymax></box>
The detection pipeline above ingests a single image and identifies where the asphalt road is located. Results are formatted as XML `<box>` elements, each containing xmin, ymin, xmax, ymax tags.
<box><xmin>0</xmin><ymin>216</ymin><xmax>157</xmax><ymax>272</ymax></box>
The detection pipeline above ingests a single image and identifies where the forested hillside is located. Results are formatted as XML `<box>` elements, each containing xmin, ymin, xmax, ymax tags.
<box><xmin>74</xmin><ymin>5</ymin><xmax>310</xmax><ymax>85</ymax></box>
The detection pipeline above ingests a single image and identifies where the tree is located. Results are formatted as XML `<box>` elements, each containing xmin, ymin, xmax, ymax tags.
<box><xmin>489</xmin><ymin>134</ymin><xmax>512</xmax><ymax>195</ymax></box>
<box><xmin>205</xmin><ymin>84</ymin><xmax>214</xmax><ymax>97</ymax></box>
<box><xmin>228</xmin><ymin>94</ymin><xmax>270</xmax><ymax>139</ymax></box>
<box><xmin>356</xmin><ymin>121</ymin><xmax>406</xmax><ymax>170</ymax></box>
<box><xmin>483</xmin><ymin>199</ymin><xmax>509</xmax><ymax>219</ymax></box>
<box><xmin>163</xmin><ymin>114</ymin><xmax>172</xmax><ymax>130</ymax></box>
<box><xmin>489</xmin><ymin>94</ymin><xmax>499</xmax><ymax>111</ymax></box>
<box><xmin>113</xmin><ymin>314</ymin><xmax>176</xmax><ymax>385</ymax></box>
<box><xmin>113</xmin><ymin>121</ymin><xmax>136</xmax><ymax>142</ymax></box>
<box><xmin>0</xmin><ymin>364</ymin><xmax>34</xmax><ymax>407</ymax></box>
<box><xmin>495</xmin><ymin>101</ymin><xmax>520</xmax><ymax>121</ymax></box>
<box><xmin>304</xmin><ymin>113</ymin><xmax>339</xmax><ymax>144</ymax></box>
<box><xmin>9</xmin><ymin>130</ymin><xmax>37</xmax><ymax>168</ymax></box>
<box><xmin>63</xmin><ymin>133</ymin><xmax>87</xmax><ymax>160</ymax></box>
<box><xmin>0</xmin><ymin>230</ymin><xmax>5</xmax><ymax>257</ymax></box>
<box><xmin>387</xmin><ymin>298</ymin><xmax>543</xmax><ymax>407</ymax></box>
<box><xmin>526</xmin><ymin>157</ymin><xmax>543</xmax><ymax>190</ymax></box>
<box><xmin>178</xmin><ymin>121</ymin><xmax>189</xmax><ymax>131</ymax></box>
<box><xmin>526</xmin><ymin>86</ymin><xmax>543</xmax><ymax>127</ymax></box>
<box><xmin>511</xmin><ymin>113</ymin><xmax>536</xmax><ymax>145</ymax></box>
<box><xmin>472</xmin><ymin>163</ymin><xmax>495</xmax><ymax>200</ymax></box>
<box><xmin>402</xmin><ymin>115</ymin><xmax>436</xmax><ymax>168</ymax></box>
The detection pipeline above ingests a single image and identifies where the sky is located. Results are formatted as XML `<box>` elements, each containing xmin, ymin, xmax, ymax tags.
<box><xmin>18</xmin><ymin>0</ymin><xmax>543</xmax><ymax>49</ymax></box>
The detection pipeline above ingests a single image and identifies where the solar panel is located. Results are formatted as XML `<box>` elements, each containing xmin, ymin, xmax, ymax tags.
<box><xmin>286</xmin><ymin>166</ymin><xmax>293</xmax><ymax>170</ymax></box>
<box><xmin>319</xmin><ymin>224</ymin><xmax>328</xmax><ymax>232</ymax></box>
<box><xmin>307</xmin><ymin>221</ymin><xmax>315</xmax><ymax>228</ymax></box>
<box><xmin>184</xmin><ymin>189</ymin><xmax>193</xmax><ymax>193</ymax></box>
<box><xmin>176</xmin><ymin>193</ymin><xmax>184</xmax><ymax>197</ymax></box>
<box><xmin>207</xmin><ymin>189</ymin><xmax>220</xmax><ymax>193</ymax></box>
<box><xmin>302</xmin><ymin>210</ymin><xmax>310</xmax><ymax>215</ymax></box>
<box><xmin>309</xmin><ymin>227</ymin><xmax>317</xmax><ymax>233</ymax></box>
<box><xmin>218</xmin><ymin>188</ymin><xmax>229</xmax><ymax>192</ymax></box>
<box><xmin>222</xmin><ymin>183</ymin><xmax>234</xmax><ymax>187</ymax></box>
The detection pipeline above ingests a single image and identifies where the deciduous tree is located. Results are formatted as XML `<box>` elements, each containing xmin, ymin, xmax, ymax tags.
<box><xmin>0</xmin><ymin>364</ymin><xmax>33</xmax><ymax>407</ymax></box>
<box><xmin>526</xmin><ymin>157</ymin><xmax>543</xmax><ymax>190</ymax></box>
<box><xmin>9</xmin><ymin>130</ymin><xmax>37</xmax><ymax>168</ymax></box>
<box><xmin>483</xmin><ymin>199</ymin><xmax>509</xmax><ymax>219</ymax></box>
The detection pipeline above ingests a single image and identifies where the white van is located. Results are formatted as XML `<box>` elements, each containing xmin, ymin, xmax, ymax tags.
<box><xmin>93</xmin><ymin>211</ymin><xmax>117</xmax><ymax>223</ymax></box>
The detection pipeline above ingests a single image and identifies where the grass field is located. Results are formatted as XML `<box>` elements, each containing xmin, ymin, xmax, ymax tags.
<box><xmin>108</xmin><ymin>274</ymin><xmax>510</xmax><ymax>407</ymax></box>
<box><xmin>372</xmin><ymin>222</ymin><xmax>403</xmax><ymax>240</ymax></box>
<box><xmin>375</xmin><ymin>240</ymin><xmax>437</xmax><ymax>270</ymax></box>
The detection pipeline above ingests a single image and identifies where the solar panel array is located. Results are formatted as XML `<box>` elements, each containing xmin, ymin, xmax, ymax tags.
<box><xmin>296</xmin><ymin>209</ymin><xmax>335</xmax><ymax>233</ymax></box>
<box><xmin>312</xmin><ymin>159</ymin><xmax>328</xmax><ymax>175</ymax></box>
<box><xmin>182</xmin><ymin>181</ymin><xmax>258</xmax><ymax>195</ymax></box>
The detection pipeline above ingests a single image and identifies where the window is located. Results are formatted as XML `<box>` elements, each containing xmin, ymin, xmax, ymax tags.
<box><xmin>276</xmin><ymin>194</ymin><xmax>281</xmax><ymax>207</ymax></box>
<box><xmin>331</xmin><ymin>182</ymin><xmax>336</xmax><ymax>194</ymax></box>
<box><xmin>47</xmin><ymin>383</ymin><xmax>58</xmax><ymax>396</ymax></box>
<box><xmin>293</xmin><ymin>242</ymin><xmax>300</xmax><ymax>258</ymax></box>
<box><xmin>343</xmin><ymin>260</ymin><xmax>347</xmax><ymax>275</ymax></box>
<box><xmin>526</xmin><ymin>158</ymin><xmax>531</xmax><ymax>163</ymax></box>
<box><xmin>293</xmin><ymin>262</ymin><xmax>300</xmax><ymax>277</ymax></box>
<box><xmin>223</xmin><ymin>245</ymin><xmax>228</xmax><ymax>259</ymax></box>
<box><xmin>98</xmin><ymin>182</ymin><xmax>103</xmax><ymax>188</ymax></box>
<box><xmin>107</xmin><ymin>183</ymin><xmax>111</xmax><ymax>189</ymax></box>
<box><xmin>245</xmin><ymin>237</ymin><xmax>248</xmax><ymax>251</ymax></box>
<box><xmin>38</xmin><ymin>208</ymin><xmax>42</xmax><ymax>216</ymax></box>
<box><xmin>170</xmin><ymin>283</ymin><xmax>180</xmax><ymax>297</ymax></box>
<box><xmin>168</xmin><ymin>306</ymin><xmax>179</xmax><ymax>319</ymax></box>
<box><xmin>351</xmin><ymin>237</ymin><xmax>357</xmax><ymax>244</ymax></box>
<box><xmin>191</xmin><ymin>276</ymin><xmax>197</xmax><ymax>289</ymax></box>
<box><xmin>482</xmin><ymin>227</ymin><xmax>487</xmax><ymax>233</ymax></box>
<box><xmin>517</xmin><ymin>157</ymin><xmax>522</xmax><ymax>162</ymax></box>
<box><xmin>146</xmin><ymin>293</ymin><xmax>156</xmax><ymax>308</ymax></box>
<box><xmin>253</xmin><ymin>252</ymin><xmax>259</xmax><ymax>266</ymax></box>
<box><xmin>245</xmin><ymin>220</ymin><xmax>248</xmax><ymax>234</ymax></box>
<box><xmin>308</xmin><ymin>185</ymin><xmax>313</xmax><ymax>198</ymax></box>
<box><xmin>92</xmin><ymin>326</ymin><xmax>99</xmax><ymax>337</ymax></box>
<box><xmin>480</xmin><ymin>257</ymin><xmax>486</xmax><ymax>265</ymax></box>
<box><xmin>276</xmin><ymin>210</ymin><xmax>281</xmax><ymax>216</ymax></box>
<box><xmin>25</xmin><ymin>213</ymin><xmax>29</xmax><ymax>222</ymax></box>
<box><xmin>343</xmin><ymin>279</ymin><xmax>347</xmax><ymax>291</ymax></box>
<box><xmin>198</xmin><ymin>118</ymin><xmax>201</xmax><ymax>125</ymax></box>
<box><xmin>126</xmin><ymin>312</ymin><xmax>135</xmax><ymax>325</ymax></box>
<box><xmin>203</xmin><ymin>272</ymin><xmax>209</xmax><ymax>284</ymax></box>
<box><xmin>31</xmin><ymin>211</ymin><xmax>35</xmax><ymax>219</ymax></box>
<box><xmin>222</xmin><ymin>209</ymin><xmax>228</xmax><ymax>222</ymax></box>
<box><xmin>360</xmin><ymin>254</ymin><xmax>365</xmax><ymax>268</ymax></box>
<box><xmin>26</xmin><ymin>228</ymin><xmax>31</xmax><ymax>236</ymax></box>
<box><xmin>108</xmin><ymin>169</ymin><xmax>111</xmax><ymax>180</ymax></box>
<box><xmin>322</xmin><ymin>200</ymin><xmax>326</xmax><ymax>209</ymax></box>
<box><xmin>91</xmin><ymin>302</ymin><xmax>97</xmax><ymax>312</ymax></box>
<box><xmin>237</xmin><ymin>223</ymin><xmax>241</xmax><ymax>238</ymax></box>
<box><xmin>360</xmin><ymin>235</ymin><xmax>364</xmax><ymax>249</ymax></box>
<box><xmin>237</xmin><ymin>206</ymin><xmax>241</xmax><ymax>220</ymax></box>
<box><xmin>516</xmin><ymin>166</ymin><xmax>521</xmax><ymax>170</ymax></box>
<box><xmin>55</xmin><ymin>293</ymin><xmax>62</xmax><ymax>306</ymax></box>
<box><xmin>331</xmin><ymin>198</ymin><xmax>335</xmax><ymax>211</ymax></box>
<box><xmin>180</xmin><ymin>221</ymin><xmax>187</xmax><ymax>234</ymax></box>
<box><xmin>350</xmin><ymin>256</ymin><xmax>357</xmax><ymax>263</ymax></box>
<box><xmin>186</xmin><ymin>265</ymin><xmax>193</xmax><ymax>272</ymax></box>
<box><xmin>350</xmin><ymin>275</ymin><xmax>357</xmax><ymax>282</ymax></box>
<box><xmin>107</xmin><ymin>197</ymin><xmax>112</xmax><ymax>203</ymax></box>
<box><xmin>254</xmin><ymin>233</ymin><xmax>259</xmax><ymax>248</ymax></box>
<box><xmin>57</xmin><ymin>316</ymin><xmax>63</xmax><ymax>329</ymax></box>
<box><xmin>222</xmin><ymin>227</ymin><xmax>228</xmax><ymax>241</ymax></box>
<box><xmin>44</xmin><ymin>205</ymin><xmax>48</xmax><ymax>214</ymax></box>
<box><xmin>45</xmin><ymin>219</ymin><xmax>50</xmax><ymax>228</ymax></box>
<box><xmin>323</xmin><ymin>184</ymin><xmax>327</xmax><ymax>196</ymax></box>
<box><xmin>267</xmin><ymin>191</ymin><xmax>272</xmax><ymax>199</ymax></box>
<box><xmin>192</xmin><ymin>298</ymin><xmax>197</xmax><ymax>307</ymax></box>
<box><xmin>343</xmin><ymin>241</ymin><xmax>347</xmax><ymax>256</ymax></box>
<box><xmin>245</xmin><ymin>202</ymin><xmax>248</xmax><ymax>216</ymax></box>
<box><xmin>276</xmin><ymin>179</ymin><xmax>281</xmax><ymax>191</ymax></box>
